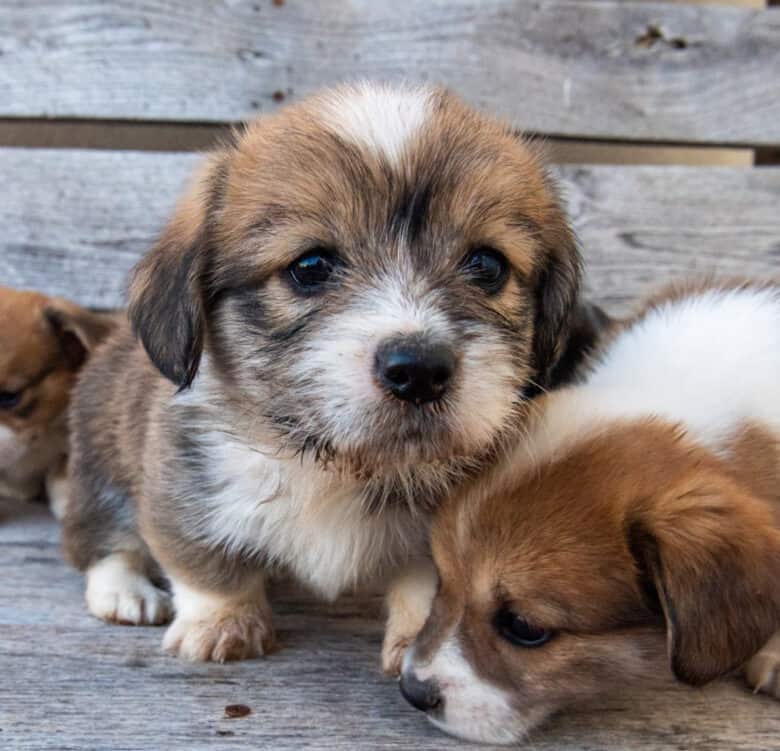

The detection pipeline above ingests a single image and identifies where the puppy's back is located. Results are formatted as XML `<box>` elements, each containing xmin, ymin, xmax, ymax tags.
<box><xmin>585</xmin><ymin>280</ymin><xmax>780</xmax><ymax>447</ymax></box>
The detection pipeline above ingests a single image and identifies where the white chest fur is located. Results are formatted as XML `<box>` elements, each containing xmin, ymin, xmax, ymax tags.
<box><xmin>189</xmin><ymin>429</ymin><xmax>426</xmax><ymax>600</ymax></box>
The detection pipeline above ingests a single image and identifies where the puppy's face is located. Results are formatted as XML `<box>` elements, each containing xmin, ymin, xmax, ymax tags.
<box><xmin>0</xmin><ymin>289</ymin><xmax>70</xmax><ymax>472</ymax></box>
<box><xmin>401</xmin><ymin>422</ymin><xmax>780</xmax><ymax>744</ymax></box>
<box><xmin>0</xmin><ymin>288</ymin><xmax>111</xmax><ymax>481</ymax></box>
<box><xmin>130</xmin><ymin>84</ymin><xmax>580</xmax><ymax>489</ymax></box>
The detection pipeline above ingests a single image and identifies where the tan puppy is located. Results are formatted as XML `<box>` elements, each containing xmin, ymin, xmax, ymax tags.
<box><xmin>61</xmin><ymin>82</ymin><xmax>605</xmax><ymax>665</ymax></box>
<box><xmin>0</xmin><ymin>287</ymin><xmax>114</xmax><ymax>516</ymax></box>
<box><xmin>401</xmin><ymin>279</ymin><xmax>780</xmax><ymax>744</ymax></box>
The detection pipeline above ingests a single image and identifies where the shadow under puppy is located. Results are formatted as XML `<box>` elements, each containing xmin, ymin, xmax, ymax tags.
<box><xmin>61</xmin><ymin>82</ymin><xmax>603</xmax><ymax>665</ymax></box>
<box><xmin>0</xmin><ymin>287</ymin><xmax>115</xmax><ymax>516</ymax></box>
<box><xmin>400</xmin><ymin>278</ymin><xmax>780</xmax><ymax>744</ymax></box>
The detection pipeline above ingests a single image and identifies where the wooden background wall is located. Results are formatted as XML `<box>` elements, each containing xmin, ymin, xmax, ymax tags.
<box><xmin>1</xmin><ymin>0</ymin><xmax>778</xmax><ymax>315</ymax></box>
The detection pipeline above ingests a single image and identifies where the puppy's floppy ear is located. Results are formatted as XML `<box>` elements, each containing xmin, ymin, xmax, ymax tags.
<box><xmin>547</xmin><ymin>300</ymin><xmax>615</xmax><ymax>388</ymax></box>
<box><xmin>628</xmin><ymin>473</ymin><xmax>780</xmax><ymax>686</ymax></box>
<box><xmin>531</xmin><ymin>188</ymin><xmax>582</xmax><ymax>389</ymax></box>
<box><xmin>43</xmin><ymin>300</ymin><xmax>117</xmax><ymax>371</ymax></box>
<box><xmin>128</xmin><ymin>154</ymin><xmax>225</xmax><ymax>388</ymax></box>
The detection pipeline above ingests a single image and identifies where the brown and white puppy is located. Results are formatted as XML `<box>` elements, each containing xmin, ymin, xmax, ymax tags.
<box><xmin>61</xmin><ymin>82</ymin><xmax>593</xmax><ymax>664</ymax></box>
<box><xmin>0</xmin><ymin>287</ymin><xmax>115</xmax><ymax>516</ymax></box>
<box><xmin>400</xmin><ymin>278</ymin><xmax>780</xmax><ymax>744</ymax></box>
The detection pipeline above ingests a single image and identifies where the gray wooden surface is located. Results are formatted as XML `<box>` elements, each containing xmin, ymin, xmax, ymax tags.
<box><xmin>1</xmin><ymin>147</ymin><xmax>779</xmax><ymax>312</ymax></box>
<box><xmin>1</xmin><ymin>500</ymin><xmax>779</xmax><ymax>750</ymax></box>
<box><xmin>1</xmin><ymin>1</ymin><xmax>779</xmax><ymax>146</ymax></box>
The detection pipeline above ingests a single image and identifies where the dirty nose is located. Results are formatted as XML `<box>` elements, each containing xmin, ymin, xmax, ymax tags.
<box><xmin>399</xmin><ymin>671</ymin><xmax>443</xmax><ymax>713</ymax></box>
<box><xmin>375</xmin><ymin>338</ymin><xmax>455</xmax><ymax>404</ymax></box>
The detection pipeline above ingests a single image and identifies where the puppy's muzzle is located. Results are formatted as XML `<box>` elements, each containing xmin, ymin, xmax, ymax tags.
<box><xmin>399</xmin><ymin>670</ymin><xmax>443</xmax><ymax>713</ymax></box>
<box><xmin>375</xmin><ymin>336</ymin><xmax>455</xmax><ymax>405</ymax></box>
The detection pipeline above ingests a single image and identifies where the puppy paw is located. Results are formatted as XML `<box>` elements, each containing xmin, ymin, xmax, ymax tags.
<box><xmin>162</xmin><ymin>602</ymin><xmax>275</xmax><ymax>662</ymax></box>
<box><xmin>45</xmin><ymin>459</ymin><xmax>70</xmax><ymax>521</ymax></box>
<box><xmin>382</xmin><ymin>631</ymin><xmax>414</xmax><ymax>677</ymax></box>
<box><xmin>86</xmin><ymin>554</ymin><xmax>172</xmax><ymax>625</ymax></box>
<box><xmin>382</xmin><ymin>560</ymin><xmax>438</xmax><ymax>677</ymax></box>
<box><xmin>745</xmin><ymin>633</ymin><xmax>780</xmax><ymax>699</ymax></box>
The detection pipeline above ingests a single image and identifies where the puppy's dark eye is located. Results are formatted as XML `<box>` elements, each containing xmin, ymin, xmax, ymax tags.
<box><xmin>0</xmin><ymin>390</ymin><xmax>22</xmax><ymax>410</ymax></box>
<box><xmin>288</xmin><ymin>250</ymin><xmax>338</xmax><ymax>292</ymax></box>
<box><xmin>494</xmin><ymin>608</ymin><xmax>553</xmax><ymax>648</ymax></box>
<box><xmin>462</xmin><ymin>247</ymin><xmax>509</xmax><ymax>293</ymax></box>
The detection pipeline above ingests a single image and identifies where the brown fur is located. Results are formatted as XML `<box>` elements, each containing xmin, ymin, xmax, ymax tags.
<box><xmin>128</xmin><ymin>90</ymin><xmax>581</xmax><ymax>395</ymax></box>
<box><xmin>0</xmin><ymin>287</ymin><xmax>115</xmax><ymax>504</ymax></box>
<box><xmin>413</xmin><ymin>420</ymin><xmax>780</xmax><ymax>730</ymax></box>
<box><xmin>62</xmin><ymin>85</ymin><xmax>597</xmax><ymax>661</ymax></box>
<box><xmin>723</xmin><ymin>421</ymin><xmax>780</xmax><ymax>511</ymax></box>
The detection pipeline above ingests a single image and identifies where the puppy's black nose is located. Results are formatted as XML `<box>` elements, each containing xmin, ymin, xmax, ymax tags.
<box><xmin>375</xmin><ymin>338</ymin><xmax>456</xmax><ymax>404</ymax></box>
<box><xmin>400</xmin><ymin>671</ymin><xmax>442</xmax><ymax>713</ymax></box>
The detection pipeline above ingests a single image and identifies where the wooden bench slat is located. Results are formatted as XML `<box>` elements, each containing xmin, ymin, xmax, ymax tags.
<box><xmin>1</xmin><ymin>148</ymin><xmax>778</xmax><ymax>312</ymax></box>
<box><xmin>1</xmin><ymin>1</ymin><xmax>779</xmax><ymax>147</ymax></box>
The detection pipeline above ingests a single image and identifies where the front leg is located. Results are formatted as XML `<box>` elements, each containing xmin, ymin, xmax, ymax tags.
<box><xmin>382</xmin><ymin>558</ymin><xmax>438</xmax><ymax>677</ymax></box>
<box><xmin>163</xmin><ymin>571</ymin><xmax>275</xmax><ymax>662</ymax></box>
<box><xmin>745</xmin><ymin>630</ymin><xmax>780</xmax><ymax>699</ymax></box>
<box><xmin>45</xmin><ymin>455</ymin><xmax>70</xmax><ymax>520</ymax></box>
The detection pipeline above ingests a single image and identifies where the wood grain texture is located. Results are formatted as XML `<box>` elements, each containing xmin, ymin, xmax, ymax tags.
<box><xmin>1</xmin><ymin>1</ymin><xmax>779</xmax><ymax>146</ymax></box>
<box><xmin>1</xmin><ymin>501</ymin><xmax>779</xmax><ymax>750</ymax></box>
<box><xmin>1</xmin><ymin>148</ymin><xmax>778</xmax><ymax>312</ymax></box>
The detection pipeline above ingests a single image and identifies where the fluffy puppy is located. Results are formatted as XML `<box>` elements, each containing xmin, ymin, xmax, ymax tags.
<box><xmin>401</xmin><ymin>278</ymin><xmax>780</xmax><ymax>744</ymax></box>
<box><xmin>0</xmin><ymin>287</ymin><xmax>114</xmax><ymax>516</ymax></box>
<box><xmin>62</xmin><ymin>82</ymin><xmax>591</xmax><ymax>663</ymax></box>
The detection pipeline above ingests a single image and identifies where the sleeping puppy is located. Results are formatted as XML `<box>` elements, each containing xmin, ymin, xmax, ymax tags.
<box><xmin>400</xmin><ymin>278</ymin><xmax>780</xmax><ymax>744</ymax></box>
<box><xmin>0</xmin><ymin>287</ymin><xmax>115</xmax><ymax>516</ymax></box>
<box><xmin>61</xmin><ymin>82</ymin><xmax>592</xmax><ymax>664</ymax></box>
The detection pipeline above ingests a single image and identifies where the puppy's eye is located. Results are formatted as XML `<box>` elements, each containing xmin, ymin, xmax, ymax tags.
<box><xmin>494</xmin><ymin>608</ymin><xmax>553</xmax><ymax>648</ymax></box>
<box><xmin>0</xmin><ymin>390</ymin><xmax>22</xmax><ymax>410</ymax></box>
<box><xmin>288</xmin><ymin>250</ymin><xmax>339</xmax><ymax>292</ymax></box>
<box><xmin>462</xmin><ymin>247</ymin><xmax>509</xmax><ymax>294</ymax></box>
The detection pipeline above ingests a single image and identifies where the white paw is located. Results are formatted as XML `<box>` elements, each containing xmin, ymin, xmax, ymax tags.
<box><xmin>162</xmin><ymin>602</ymin><xmax>275</xmax><ymax>662</ymax></box>
<box><xmin>745</xmin><ymin>633</ymin><xmax>780</xmax><ymax>699</ymax></box>
<box><xmin>85</xmin><ymin>554</ymin><xmax>172</xmax><ymax>626</ymax></box>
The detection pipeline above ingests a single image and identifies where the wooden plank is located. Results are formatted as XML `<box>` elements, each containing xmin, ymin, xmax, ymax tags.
<box><xmin>0</xmin><ymin>121</ymin><xmax>757</xmax><ymax>166</ymax></box>
<box><xmin>1</xmin><ymin>500</ymin><xmax>779</xmax><ymax>750</ymax></box>
<box><xmin>0</xmin><ymin>1</ymin><xmax>779</xmax><ymax>146</ymax></box>
<box><xmin>0</xmin><ymin>149</ymin><xmax>198</xmax><ymax>308</ymax></box>
<box><xmin>1</xmin><ymin>148</ymin><xmax>778</xmax><ymax>312</ymax></box>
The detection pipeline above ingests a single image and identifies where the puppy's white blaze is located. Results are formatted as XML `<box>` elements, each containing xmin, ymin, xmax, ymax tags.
<box><xmin>411</xmin><ymin>637</ymin><xmax>526</xmax><ymax>745</ymax></box>
<box><xmin>85</xmin><ymin>553</ymin><xmax>171</xmax><ymax>625</ymax></box>
<box><xmin>518</xmin><ymin>286</ymin><xmax>780</xmax><ymax>468</ymax></box>
<box><xmin>318</xmin><ymin>82</ymin><xmax>433</xmax><ymax>166</ymax></box>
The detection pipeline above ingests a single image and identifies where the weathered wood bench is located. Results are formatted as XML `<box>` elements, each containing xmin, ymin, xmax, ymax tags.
<box><xmin>1</xmin><ymin>2</ymin><xmax>779</xmax><ymax>749</ymax></box>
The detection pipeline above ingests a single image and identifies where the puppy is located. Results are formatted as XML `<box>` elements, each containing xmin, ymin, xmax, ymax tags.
<box><xmin>0</xmin><ymin>287</ymin><xmax>114</xmax><ymax>516</ymax></box>
<box><xmin>62</xmin><ymin>82</ymin><xmax>593</xmax><ymax>663</ymax></box>
<box><xmin>400</xmin><ymin>278</ymin><xmax>780</xmax><ymax>744</ymax></box>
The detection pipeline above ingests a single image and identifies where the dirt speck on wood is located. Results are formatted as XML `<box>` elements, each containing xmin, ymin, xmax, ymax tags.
<box><xmin>224</xmin><ymin>704</ymin><xmax>252</xmax><ymax>719</ymax></box>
